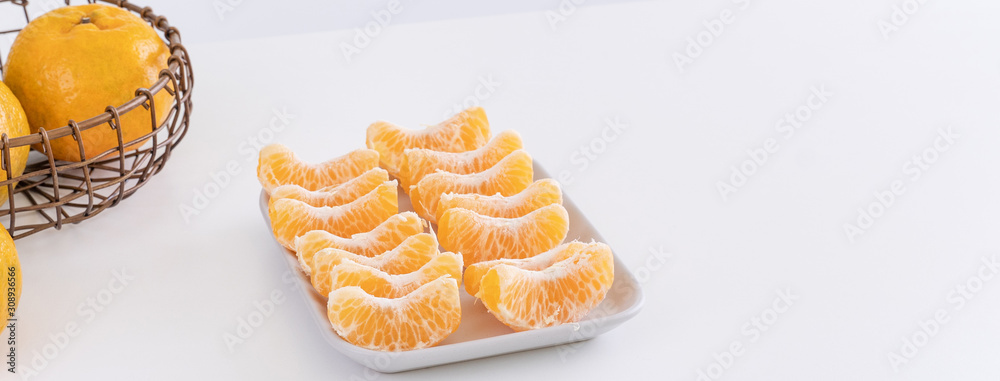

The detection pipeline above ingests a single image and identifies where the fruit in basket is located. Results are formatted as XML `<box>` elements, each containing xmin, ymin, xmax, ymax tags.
<box><xmin>476</xmin><ymin>242</ymin><xmax>614</xmax><ymax>331</ymax></box>
<box><xmin>3</xmin><ymin>4</ymin><xmax>173</xmax><ymax>162</ymax></box>
<box><xmin>267</xmin><ymin>167</ymin><xmax>389</xmax><ymax>216</ymax></box>
<box><xmin>435</xmin><ymin>178</ymin><xmax>562</xmax><ymax>221</ymax></box>
<box><xmin>258</xmin><ymin>144</ymin><xmax>379</xmax><ymax>194</ymax></box>
<box><xmin>318</xmin><ymin>252</ymin><xmax>462</xmax><ymax>298</ymax></box>
<box><xmin>399</xmin><ymin>130</ymin><xmax>523</xmax><ymax>190</ymax></box>
<box><xmin>366</xmin><ymin>107</ymin><xmax>490</xmax><ymax>176</ymax></box>
<box><xmin>409</xmin><ymin>150</ymin><xmax>533</xmax><ymax>223</ymax></box>
<box><xmin>308</xmin><ymin>233</ymin><xmax>441</xmax><ymax>293</ymax></box>
<box><xmin>328</xmin><ymin>276</ymin><xmax>461</xmax><ymax>352</ymax></box>
<box><xmin>438</xmin><ymin>203</ymin><xmax>569</xmax><ymax>266</ymax></box>
<box><xmin>269</xmin><ymin>181</ymin><xmax>398</xmax><ymax>249</ymax></box>
<box><xmin>294</xmin><ymin>212</ymin><xmax>425</xmax><ymax>275</ymax></box>
<box><xmin>0</xmin><ymin>228</ymin><xmax>20</xmax><ymax>329</ymax></box>
<box><xmin>0</xmin><ymin>83</ymin><xmax>31</xmax><ymax>204</ymax></box>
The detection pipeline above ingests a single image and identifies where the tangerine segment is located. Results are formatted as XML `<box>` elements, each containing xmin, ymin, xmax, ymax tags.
<box><xmin>464</xmin><ymin>241</ymin><xmax>589</xmax><ymax>297</ymax></box>
<box><xmin>294</xmin><ymin>212</ymin><xmax>425</xmax><ymax>274</ymax></box>
<box><xmin>438</xmin><ymin>203</ymin><xmax>568</xmax><ymax>266</ymax></box>
<box><xmin>409</xmin><ymin>150</ymin><xmax>533</xmax><ymax>223</ymax></box>
<box><xmin>270</xmin><ymin>181</ymin><xmax>398</xmax><ymax>249</ymax></box>
<box><xmin>398</xmin><ymin>130</ymin><xmax>523</xmax><ymax>190</ymax></box>
<box><xmin>365</xmin><ymin>107</ymin><xmax>490</xmax><ymax>176</ymax></box>
<box><xmin>327</xmin><ymin>276</ymin><xmax>461</xmax><ymax>352</ymax></box>
<box><xmin>268</xmin><ymin>167</ymin><xmax>390</xmax><ymax>216</ymax></box>
<box><xmin>309</xmin><ymin>233</ymin><xmax>441</xmax><ymax>293</ymax></box>
<box><xmin>478</xmin><ymin>242</ymin><xmax>614</xmax><ymax>331</ymax></box>
<box><xmin>435</xmin><ymin>178</ymin><xmax>562</xmax><ymax>221</ymax></box>
<box><xmin>321</xmin><ymin>252</ymin><xmax>463</xmax><ymax>298</ymax></box>
<box><xmin>257</xmin><ymin>144</ymin><xmax>379</xmax><ymax>194</ymax></box>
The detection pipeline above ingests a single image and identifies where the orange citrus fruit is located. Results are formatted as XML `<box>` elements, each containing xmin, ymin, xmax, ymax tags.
<box><xmin>308</xmin><ymin>233</ymin><xmax>441</xmax><ymax>294</ymax></box>
<box><xmin>477</xmin><ymin>241</ymin><xmax>614</xmax><ymax>331</ymax></box>
<box><xmin>398</xmin><ymin>130</ymin><xmax>523</xmax><ymax>190</ymax></box>
<box><xmin>0</xmin><ymin>228</ymin><xmax>20</xmax><ymax>328</ymax></box>
<box><xmin>257</xmin><ymin>143</ymin><xmax>379</xmax><ymax>194</ymax></box>
<box><xmin>463</xmin><ymin>240</ymin><xmax>587</xmax><ymax>297</ymax></box>
<box><xmin>320</xmin><ymin>252</ymin><xmax>462</xmax><ymax>298</ymax></box>
<box><xmin>269</xmin><ymin>181</ymin><xmax>398</xmax><ymax>249</ymax></box>
<box><xmin>365</xmin><ymin>107</ymin><xmax>490</xmax><ymax>176</ymax></box>
<box><xmin>0</xmin><ymin>83</ymin><xmax>31</xmax><ymax>204</ymax></box>
<box><xmin>293</xmin><ymin>212</ymin><xmax>425</xmax><ymax>275</ymax></box>
<box><xmin>267</xmin><ymin>167</ymin><xmax>389</xmax><ymax>216</ymax></box>
<box><xmin>4</xmin><ymin>4</ymin><xmax>173</xmax><ymax>161</ymax></box>
<box><xmin>409</xmin><ymin>150</ymin><xmax>533</xmax><ymax>223</ymax></box>
<box><xmin>438</xmin><ymin>203</ymin><xmax>568</xmax><ymax>266</ymax></box>
<box><xmin>435</xmin><ymin>178</ymin><xmax>562</xmax><ymax>221</ymax></box>
<box><xmin>327</xmin><ymin>276</ymin><xmax>461</xmax><ymax>352</ymax></box>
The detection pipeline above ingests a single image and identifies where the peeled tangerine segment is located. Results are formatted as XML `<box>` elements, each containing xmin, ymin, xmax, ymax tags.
<box><xmin>257</xmin><ymin>143</ymin><xmax>379</xmax><ymax>194</ymax></box>
<box><xmin>323</xmin><ymin>252</ymin><xmax>463</xmax><ymax>298</ymax></box>
<box><xmin>477</xmin><ymin>241</ymin><xmax>615</xmax><ymax>332</ymax></box>
<box><xmin>365</xmin><ymin>107</ymin><xmax>490</xmax><ymax>176</ymax></box>
<box><xmin>409</xmin><ymin>149</ymin><xmax>533</xmax><ymax>223</ymax></box>
<box><xmin>434</xmin><ymin>178</ymin><xmax>562</xmax><ymax>221</ymax></box>
<box><xmin>464</xmin><ymin>239</ymin><xmax>586</xmax><ymax>297</ymax></box>
<box><xmin>327</xmin><ymin>276</ymin><xmax>461</xmax><ymax>352</ymax></box>
<box><xmin>309</xmin><ymin>233</ymin><xmax>441</xmax><ymax>295</ymax></box>
<box><xmin>438</xmin><ymin>203</ymin><xmax>568</xmax><ymax>266</ymax></box>
<box><xmin>269</xmin><ymin>181</ymin><xmax>398</xmax><ymax>249</ymax></box>
<box><xmin>294</xmin><ymin>212</ymin><xmax>425</xmax><ymax>274</ymax></box>
<box><xmin>268</xmin><ymin>167</ymin><xmax>390</xmax><ymax>216</ymax></box>
<box><xmin>399</xmin><ymin>129</ymin><xmax>523</xmax><ymax>190</ymax></box>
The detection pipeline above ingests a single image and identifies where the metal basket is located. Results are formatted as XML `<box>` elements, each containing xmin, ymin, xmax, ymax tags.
<box><xmin>0</xmin><ymin>0</ymin><xmax>193</xmax><ymax>239</ymax></box>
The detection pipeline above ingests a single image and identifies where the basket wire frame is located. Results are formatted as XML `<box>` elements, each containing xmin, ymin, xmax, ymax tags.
<box><xmin>0</xmin><ymin>0</ymin><xmax>193</xmax><ymax>239</ymax></box>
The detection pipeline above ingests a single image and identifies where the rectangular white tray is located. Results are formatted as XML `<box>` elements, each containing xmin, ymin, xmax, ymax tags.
<box><xmin>258</xmin><ymin>164</ymin><xmax>643</xmax><ymax>373</ymax></box>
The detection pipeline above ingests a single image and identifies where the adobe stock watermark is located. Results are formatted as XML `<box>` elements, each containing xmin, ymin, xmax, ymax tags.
<box><xmin>178</xmin><ymin>107</ymin><xmax>296</xmax><ymax>223</ymax></box>
<box><xmin>696</xmin><ymin>288</ymin><xmax>797</xmax><ymax>381</ymax></box>
<box><xmin>440</xmin><ymin>75</ymin><xmax>502</xmax><ymax>120</ymax></box>
<box><xmin>224</xmin><ymin>270</ymin><xmax>312</xmax><ymax>353</ymax></box>
<box><xmin>672</xmin><ymin>0</ymin><xmax>751</xmax><ymax>73</ymax></box>
<box><xmin>212</xmin><ymin>0</ymin><xmax>247</xmax><ymax>21</ymax></box>
<box><xmin>6</xmin><ymin>265</ymin><xmax>17</xmax><ymax>374</ymax></box>
<box><xmin>340</xmin><ymin>0</ymin><xmax>405</xmax><ymax>63</ymax></box>
<box><xmin>545</xmin><ymin>0</ymin><xmax>586</xmax><ymax>31</ymax></box>
<box><xmin>886</xmin><ymin>253</ymin><xmax>997</xmax><ymax>372</ymax></box>
<box><xmin>223</xmin><ymin>289</ymin><xmax>286</xmax><ymax>352</ymax></box>
<box><xmin>877</xmin><ymin>0</ymin><xmax>930</xmax><ymax>40</ymax></box>
<box><xmin>716</xmin><ymin>85</ymin><xmax>833</xmax><ymax>202</ymax></box>
<box><xmin>842</xmin><ymin>126</ymin><xmax>957</xmax><ymax>243</ymax></box>
<box><xmin>557</xmin><ymin>245</ymin><xmax>670</xmax><ymax>361</ymax></box>
<box><xmin>18</xmin><ymin>268</ymin><xmax>134</xmax><ymax>380</ymax></box>
<box><xmin>557</xmin><ymin>116</ymin><xmax>628</xmax><ymax>188</ymax></box>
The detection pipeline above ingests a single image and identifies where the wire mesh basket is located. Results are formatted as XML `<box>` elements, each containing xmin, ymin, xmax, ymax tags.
<box><xmin>0</xmin><ymin>0</ymin><xmax>193</xmax><ymax>239</ymax></box>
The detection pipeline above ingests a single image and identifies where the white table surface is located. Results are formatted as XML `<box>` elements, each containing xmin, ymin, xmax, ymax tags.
<box><xmin>7</xmin><ymin>0</ymin><xmax>1000</xmax><ymax>379</ymax></box>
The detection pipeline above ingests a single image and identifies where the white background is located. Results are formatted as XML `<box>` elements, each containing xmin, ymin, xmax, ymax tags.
<box><xmin>5</xmin><ymin>0</ymin><xmax>1000</xmax><ymax>380</ymax></box>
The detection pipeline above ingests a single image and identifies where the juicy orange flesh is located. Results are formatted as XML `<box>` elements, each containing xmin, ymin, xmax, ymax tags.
<box><xmin>366</xmin><ymin>107</ymin><xmax>490</xmax><ymax>175</ymax></box>
<box><xmin>478</xmin><ymin>242</ymin><xmax>614</xmax><ymax>331</ymax></box>
<box><xmin>323</xmin><ymin>252</ymin><xmax>463</xmax><ymax>298</ymax></box>
<box><xmin>327</xmin><ymin>277</ymin><xmax>461</xmax><ymax>352</ymax></box>
<box><xmin>268</xmin><ymin>167</ymin><xmax>390</xmax><ymax>216</ymax></box>
<box><xmin>269</xmin><ymin>181</ymin><xmax>398</xmax><ymax>249</ymax></box>
<box><xmin>399</xmin><ymin>130</ymin><xmax>523</xmax><ymax>190</ymax></box>
<box><xmin>464</xmin><ymin>241</ymin><xmax>584</xmax><ymax>296</ymax></box>
<box><xmin>309</xmin><ymin>233</ymin><xmax>443</xmax><ymax>295</ymax></box>
<box><xmin>258</xmin><ymin>144</ymin><xmax>380</xmax><ymax>193</ymax></box>
<box><xmin>438</xmin><ymin>203</ymin><xmax>568</xmax><ymax>266</ymax></box>
<box><xmin>294</xmin><ymin>212</ymin><xmax>424</xmax><ymax>274</ymax></box>
<box><xmin>435</xmin><ymin>178</ymin><xmax>562</xmax><ymax>221</ymax></box>
<box><xmin>409</xmin><ymin>149</ymin><xmax>533</xmax><ymax>222</ymax></box>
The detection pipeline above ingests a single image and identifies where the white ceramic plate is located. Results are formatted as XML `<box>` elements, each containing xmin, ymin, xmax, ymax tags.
<box><xmin>258</xmin><ymin>165</ymin><xmax>644</xmax><ymax>373</ymax></box>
